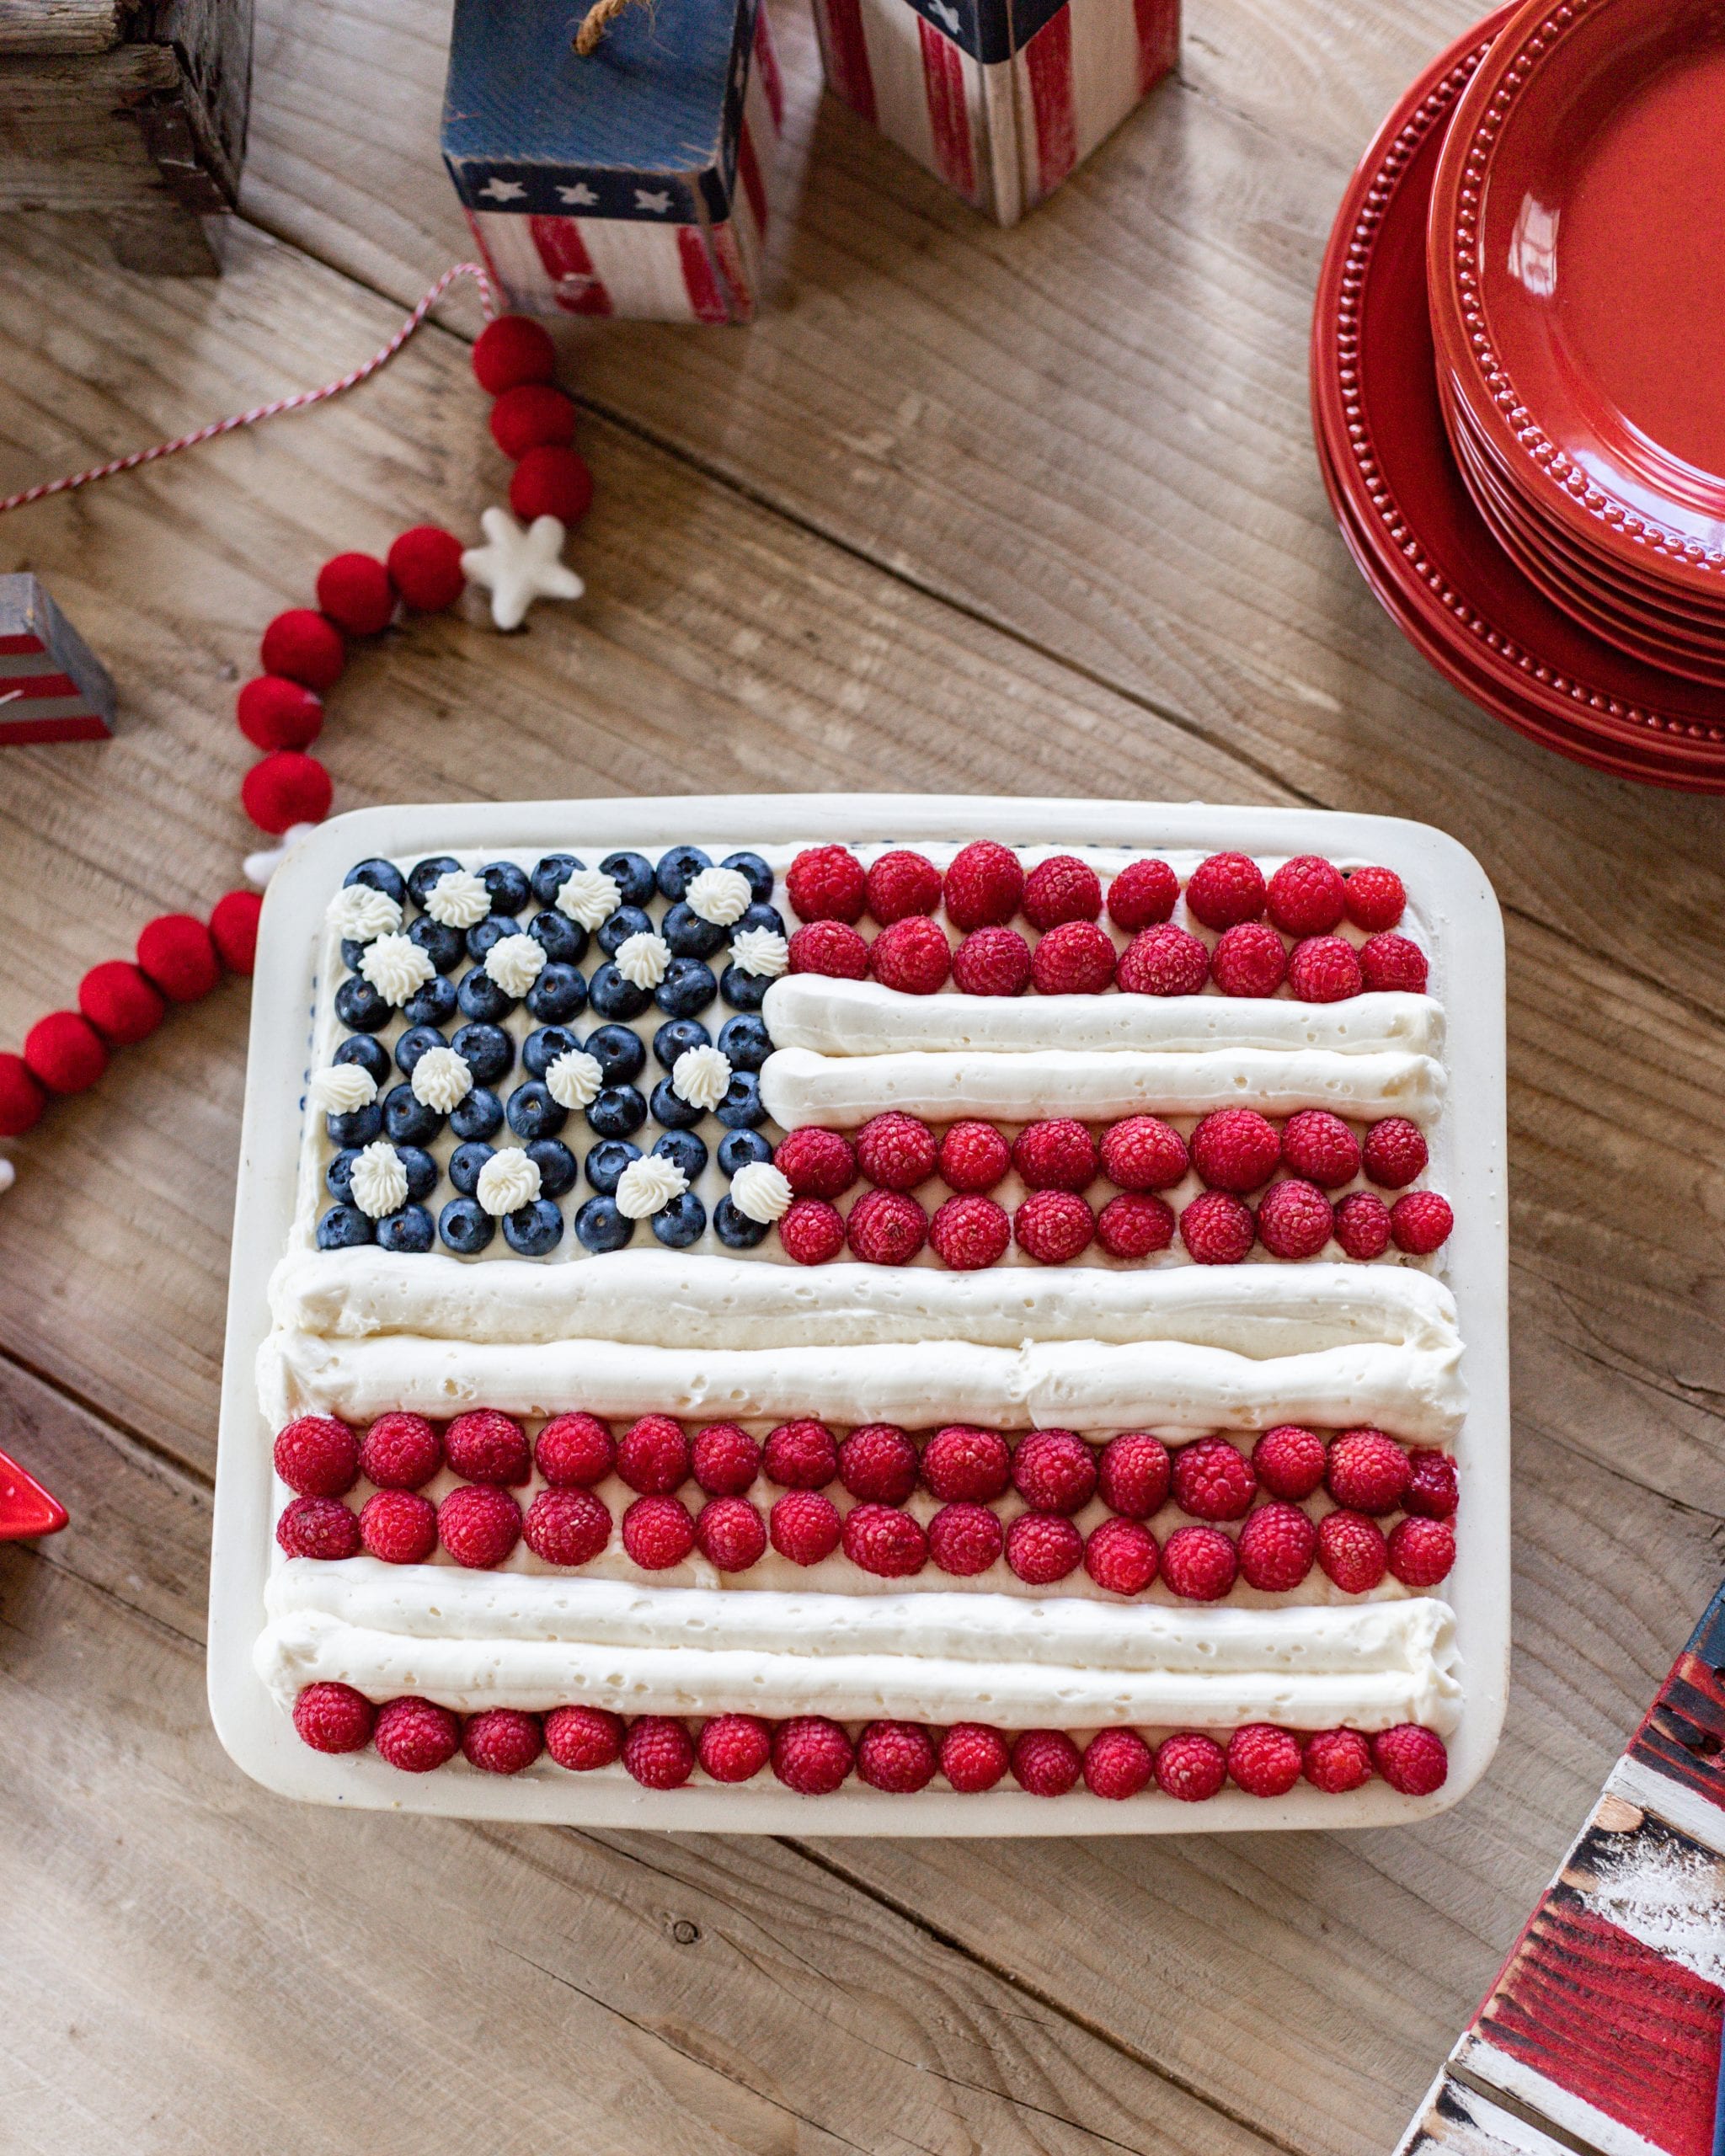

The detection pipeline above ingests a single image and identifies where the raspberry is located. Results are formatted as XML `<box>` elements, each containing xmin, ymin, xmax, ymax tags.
<box><xmin>524</xmin><ymin>1487</ymin><xmax>611</xmax><ymax>1566</ymax></box>
<box><xmin>847</xmin><ymin>1188</ymin><xmax>928</xmax><ymax>1265</ymax></box>
<box><xmin>1013</xmin><ymin>1118</ymin><xmax>1098</xmax><ymax>1193</ymax></box>
<box><xmin>788</xmin><ymin>921</ymin><xmax>868</xmax><ymax>978</ymax></box>
<box><xmin>1287</xmin><ymin>936</ymin><xmax>1363</xmax><ymax>1001</ymax></box>
<box><xmin>869</xmin><ymin>915</ymin><xmax>951</xmax><ymax>995</ymax></box>
<box><xmin>930</xmin><ymin>1193</ymin><xmax>1012</xmax><ymax>1269</ymax></box>
<box><xmin>1226</xmin><ymin>1724</ymin><xmax>1303</xmax><ymax>1798</ymax></box>
<box><xmin>463</xmin><ymin>1708</ymin><xmax>543</xmax><ymax>1775</ymax></box>
<box><xmin>1179</xmin><ymin>1191</ymin><xmax>1254</xmax><ymax>1264</ymax></box>
<box><xmin>842</xmin><ymin>1502</ymin><xmax>927</xmax><ymax>1577</ymax></box>
<box><xmin>1316</xmin><ymin>1509</ymin><xmax>1388</xmax><ymax>1593</ymax></box>
<box><xmin>359</xmin><ymin>1412</ymin><xmax>442</xmax><ymax>1491</ymax></box>
<box><xmin>938</xmin><ymin>1120</ymin><xmax>1011</xmax><ymax>1193</ymax></box>
<box><xmin>944</xmin><ymin>841</ymin><xmax>1025</xmax><ymax>931</ymax></box>
<box><xmin>698</xmin><ymin>1714</ymin><xmax>772</xmax><ymax>1783</ymax></box>
<box><xmin>1327</xmin><ymin>1428</ymin><xmax>1411</xmax><ymax>1514</ymax></box>
<box><xmin>1387</xmin><ymin>1516</ymin><xmax>1455</xmax><ymax>1588</ymax></box>
<box><xmin>1371</xmin><ymin>1724</ymin><xmax>1448</xmax><ymax>1796</ymax></box>
<box><xmin>1236</xmin><ymin>1502</ymin><xmax>1317</xmax><ymax>1591</ymax></box>
<box><xmin>772</xmin><ymin>1716</ymin><xmax>853</xmax><ymax>1794</ymax></box>
<box><xmin>623</xmin><ymin>1716</ymin><xmax>696</xmax><ymax>1789</ymax></box>
<box><xmin>1343</xmin><ymin>865</ymin><xmax>1407</xmax><ymax>931</ymax></box>
<box><xmin>273</xmin><ymin>1416</ymin><xmax>359</xmax><ymax>1498</ymax></box>
<box><xmin>927</xmin><ymin>1501</ymin><xmax>1004</xmax><ymax>1575</ymax></box>
<box><xmin>1097</xmin><ymin>1193</ymin><xmax>1175</xmax><ymax>1259</ymax></box>
<box><xmin>695</xmin><ymin>1495</ymin><xmax>767</xmax><ymax>1572</ymax></box>
<box><xmin>1106</xmin><ymin>858</ymin><xmax>1179</xmax><ymax>931</ymax></box>
<box><xmin>940</xmin><ymin>1723</ymin><xmax>1009</xmax><ymax>1792</ymax></box>
<box><xmin>1303</xmin><ymin>1727</ymin><xmax>1373</xmax><ymax>1793</ymax></box>
<box><xmin>692</xmin><ymin>1422</ymin><xmax>761</xmax><ymax>1495</ymax></box>
<box><xmin>952</xmin><ymin>926</ymin><xmax>1033</xmax><ymax>996</ymax></box>
<box><xmin>1097</xmin><ymin>1433</ymin><xmax>1172</xmax><ymax>1518</ymax></box>
<box><xmin>1012</xmin><ymin>1429</ymin><xmax>1097</xmax><ymax>1514</ymax></box>
<box><xmin>775</xmin><ymin>1126</ymin><xmax>857</xmax><ymax>1198</ymax></box>
<box><xmin>1191</xmin><ymin>1107</ymin><xmax>1280</xmax><ymax>1193</ymax></box>
<box><xmin>1013</xmin><ymin>1189</ymin><xmax>1094</xmax><ymax>1263</ymax></box>
<box><xmin>1084</xmin><ymin>1517</ymin><xmax>1158</xmax><ymax>1594</ymax></box>
<box><xmin>293</xmin><ymin>1682</ymin><xmax>374</xmax><ymax>1753</ymax></box>
<box><xmin>1082</xmin><ymin>1727</ymin><xmax>1154</xmax><ymax>1799</ymax></box>
<box><xmin>1171</xmin><ymin>1438</ymin><xmax>1255</xmax><ymax>1521</ymax></box>
<box><xmin>1252</xmin><ymin>1425</ymin><xmax>1327</xmax><ymax>1501</ymax></box>
<box><xmin>856</xmin><ymin>1111</ymin><xmax>938</xmax><ymax>1191</ymax></box>
<box><xmin>865</xmin><ymin>849</ymin><xmax>943</xmax><ymax>925</ymax></box>
<box><xmin>1404</xmin><ymin>1449</ymin><xmax>1459</xmax><ymax>1519</ymax></box>
<box><xmin>1185</xmin><ymin>851</ymin><xmax>1266</xmax><ymax>930</ymax></box>
<box><xmin>1359</xmin><ymin>932</ymin><xmax>1429</xmax><ymax>994</ymax></box>
<box><xmin>1004</xmin><ymin>1511</ymin><xmax>1083</xmax><ymax>1584</ymax></box>
<box><xmin>622</xmin><ymin>1495</ymin><xmax>697</xmax><ymax>1569</ymax></box>
<box><xmin>1119</xmin><ymin>924</ymin><xmax>1209</xmax><ymax>995</ymax></box>
<box><xmin>1391</xmin><ymin>1191</ymin><xmax>1453</xmax><ymax>1255</ymax></box>
<box><xmin>1257</xmin><ymin>1179</ymin><xmax>1334</xmax><ymax>1260</ymax></box>
<box><xmin>373</xmin><ymin>1697</ymin><xmax>461</xmax><ymax>1773</ymax></box>
<box><xmin>1360</xmin><ymin>1117</ymin><xmax>1428</xmax><ymax>1188</ymax></box>
<box><xmin>617</xmin><ymin>1413</ymin><xmax>691</xmax><ymax>1494</ymax></box>
<box><xmin>1012</xmin><ymin>1729</ymin><xmax>1081</xmax><ymax>1796</ymax></box>
<box><xmin>838</xmin><ymin>1424</ymin><xmax>918</xmax><ymax>1503</ymax></box>
<box><xmin>276</xmin><ymin>1495</ymin><xmax>361</xmax><ymax>1560</ymax></box>
<box><xmin>1031</xmin><ymin>921</ymin><xmax>1116</xmax><ymax>995</ymax></box>
<box><xmin>787</xmin><ymin>845</ymin><xmax>866</xmax><ymax>923</ymax></box>
<box><xmin>545</xmin><ymin>1705</ymin><xmax>622</xmax><ymax>1771</ymax></box>
<box><xmin>921</xmin><ymin>1426</ymin><xmax>1012</xmax><ymax>1502</ymax></box>
<box><xmin>1100</xmin><ymin>1115</ymin><xmax>1188</xmax><ymax>1192</ymax></box>
<box><xmin>1280</xmin><ymin>1110</ymin><xmax>1361</xmax><ymax>1189</ymax></box>
<box><xmin>857</xmin><ymin>1720</ymin><xmax>937</xmax><ymax>1793</ymax></box>
<box><xmin>769</xmin><ymin>1490</ymin><xmax>842</xmax><ymax>1565</ymax></box>
<box><xmin>360</xmin><ymin>1488</ymin><xmax>439</xmax><ymax>1565</ymax></box>
<box><xmin>1267</xmin><ymin>857</ymin><xmax>1347</xmax><ymax>936</ymax></box>
<box><xmin>438</xmin><ymin>1485</ymin><xmax>522</xmax><ymax>1568</ymax></box>
<box><xmin>1023</xmin><ymin>855</ymin><xmax>1102</xmax><ymax>931</ymax></box>
<box><xmin>779</xmin><ymin>1198</ymin><xmax>846</xmax><ymax>1265</ymax></box>
<box><xmin>446</xmin><ymin>1408</ymin><xmax>531</xmax><ymax>1486</ymax></box>
<box><xmin>536</xmin><ymin>1412</ymin><xmax>614</xmax><ymax>1487</ymax></box>
<box><xmin>764</xmin><ymin>1418</ymin><xmax>838</xmax><ymax>1489</ymax></box>
<box><xmin>1210</xmin><ymin>922</ymin><xmax>1288</xmax><ymax>998</ymax></box>
<box><xmin>1154</xmin><ymin>1732</ymin><xmax>1226</xmax><ymax>1801</ymax></box>
<box><xmin>1161</xmin><ymin>1524</ymin><xmax>1238</xmax><ymax>1599</ymax></box>
<box><xmin>1334</xmin><ymin>1190</ymin><xmax>1392</xmax><ymax>1260</ymax></box>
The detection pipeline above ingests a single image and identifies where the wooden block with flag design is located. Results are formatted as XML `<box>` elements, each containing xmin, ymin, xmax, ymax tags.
<box><xmin>0</xmin><ymin>574</ymin><xmax>115</xmax><ymax>745</ymax></box>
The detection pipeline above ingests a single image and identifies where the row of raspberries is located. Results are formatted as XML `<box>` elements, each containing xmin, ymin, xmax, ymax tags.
<box><xmin>294</xmin><ymin>1686</ymin><xmax>1450</xmax><ymax>1800</ymax></box>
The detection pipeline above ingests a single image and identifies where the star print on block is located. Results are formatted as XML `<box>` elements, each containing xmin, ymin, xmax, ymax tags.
<box><xmin>460</xmin><ymin>508</ymin><xmax>584</xmax><ymax>631</ymax></box>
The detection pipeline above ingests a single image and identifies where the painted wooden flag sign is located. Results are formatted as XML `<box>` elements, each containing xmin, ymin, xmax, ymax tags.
<box><xmin>811</xmin><ymin>0</ymin><xmax>1178</xmax><ymax>225</ymax></box>
<box><xmin>0</xmin><ymin>574</ymin><xmax>115</xmax><ymax>746</ymax></box>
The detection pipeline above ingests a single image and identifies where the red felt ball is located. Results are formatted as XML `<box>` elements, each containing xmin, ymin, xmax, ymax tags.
<box><xmin>489</xmin><ymin>383</ymin><xmax>577</xmax><ymax>460</ymax></box>
<box><xmin>242</xmin><ymin>750</ymin><xmax>333</xmax><ymax>835</ymax></box>
<box><xmin>236</xmin><ymin>674</ymin><xmax>323</xmax><ymax>752</ymax></box>
<box><xmin>510</xmin><ymin>445</ymin><xmax>594</xmax><ymax>527</ymax></box>
<box><xmin>260</xmin><ymin>608</ymin><xmax>344</xmax><ymax>691</ymax></box>
<box><xmin>210</xmin><ymin>889</ymin><xmax>264</xmax><ymax>974</ymax></box>
<box><xmin>315</xmin><ymin>552</ymin><xmax>396</xmax><ymax>638</ymax></box>
<box><xmin>78</xmin><ymin>959</ymin><xmax>165</xmax><ymax>1044</ymax></box>
<box><xmin>0</xmin><ymin>1051</ymin><xmax>45</xmax><ymax>1135</ymax></box>
<box><xmin>472</xmin><ymin>315</ymin><xmax>558</xmax><ymax>395</ymax></box>
<box><xmin>136</xmin><ymin>914</ymin><xmax>221</xmax><ymax>1002</ymax></box>
<box><xmin>387</xmin><ymin>526</ymin><xmax>466</xmax><ymax>612</ymax></box>
<box><xmin>24</xmin><ymin>1010</ymin><xmax>107</xmax><ymax>1095</ymax></box>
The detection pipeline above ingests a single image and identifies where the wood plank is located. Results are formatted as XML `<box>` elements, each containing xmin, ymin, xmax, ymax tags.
<box><xmin>0</xmin><ymin>0</ymin><xmax>122</xmax><ymax>56</ymax></box>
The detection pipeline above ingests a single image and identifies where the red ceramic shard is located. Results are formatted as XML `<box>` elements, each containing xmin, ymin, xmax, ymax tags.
<box><xmin>0</xmin><ymin>1447</ymin><xmax>68</xmax><ymax>1539</ymax></box>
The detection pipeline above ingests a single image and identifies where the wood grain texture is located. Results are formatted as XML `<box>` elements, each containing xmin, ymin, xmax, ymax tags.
<box><xmin>0</xmin><ymin>0</ymin><xmax>123</xmax><ymax>55</ymax></box>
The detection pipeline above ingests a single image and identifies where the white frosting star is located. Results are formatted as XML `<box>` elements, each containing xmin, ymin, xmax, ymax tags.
<box><xmin>307</xmin><ymin>1064</ymin><xmax>378</xmax><ymax>1114</ymax></box>
<box><xmin>730</xmin><ymin>926</ymin><xmax>788</xmax><ymax>979</ymax></box>
<box><xmin>556</xmin><ymin>866</ymin><xmax>622</xmax><ymax>931</ymax></box>
<box><xmin>425</xmin><ymin>867</ymin><xmax>491</xmax><ymax>929</ymax></box>
<box><xmin>359</xmin><ymin>932</ymin><xmax>435</xmax><ymax>1006</ymax></box>
<box><xmin>546</xmin><ymin>1048</ymin><xmax>604</xmax><ymax>1110</ymax></box>
<box><xmin>685</xmin><ymin>865</ymin><xmax>753</xmax><ymax>926</ymax></box>
<box><xmin>484</xmin><ymin>932</ymin><xmax>547</xmax><ymax>997</ymax></box>
<box><xmin>615</xmin><ymin>1155</ymin><xmax>688</xmax><ymax>1219</ymax></box>
<box><xmin>672</xmin><ymin>1043</ymin><xmax>731</xmax><ymax>1111</ymax></box>
<box><xmin>410</xmin><ymin>1045</ymin><xmax>473</xmax><ymax>1112</ymax></box>
<box><xmin>461</xmin><ymin>507</ymin><xmax>584</xmax><ymax>632</ymax></box>
<box><xmin>614</xmin><ymin>930</ymin><xmax>671</xmax><ymax>990</ymax></box>
<box><xmin>325</xmin><ymin>884</ymin><xmax>402</xmax><ymax>942</ymax></box>
<box><xmin>476</xmin><ymin>1149</ymin><xmax>542</xmax><ymax>1217</ymax></box>
<box><xmin>350</xmin><ymin>1141</ymin><xmax>409</xmax><ymax>1219</ymax></box>
<box><xmin>729</xmin><ymin>1160</ymin><xmax>793</xmax><ymax>1224</ymax></box>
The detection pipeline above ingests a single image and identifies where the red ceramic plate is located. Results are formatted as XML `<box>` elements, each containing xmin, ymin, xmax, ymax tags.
<box><xmin>1429</xmin><ymin>0</ymin><xmax>1725</xmax><ymax>595</ymax></box>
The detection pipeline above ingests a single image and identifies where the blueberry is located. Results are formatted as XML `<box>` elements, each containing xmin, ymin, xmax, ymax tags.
<box><xmin>466</xmin><ymin>915</ymin><xmax>518</xmax><ymax>963</ymax></box>
<box><xmin>526</xmin><ymin>963</ymin><xmax>587</xmax><ymax>1024</ymax></box>
<box><xmin>714</xmin><ymin>1071</ymin><xmax>766</xmax><ymax>1129</ymax></box>
<box><xmin>656</xmin><ymin>844</ymin><xmax>711</xmax><ymax>900</ymax></box>
<box><xmin>376</xmin><ymin>1203</ymin><xmax>435</xmax><ymax>1253</ymax></box>
<box><xmin>451</xmin><ymin>1022</ymin><xmax>513</xmax><ymax>1085</ymax></box>
<box><xmin>397</xmin><ymin>1145</ymin><xmax>439</xmax><ymax>1201</ymax></box>
<box><xmin>718</xmin><ymin>1014</ymin><xmax>772</xmax><ymax>1071</ymax></box>
<box><xmin>734</xmin><ymin>901</ymin><xmax>786</xmax><ymax>938</ymax></box>
<box><xmin>345</xmin><ymin>857</ymin><xmax>408</xmax><ymax>909</ymax></box>
<box><xmin>439</xmin><ymin>1197</ymin><xmax>494</xmax><ymax>1254</ymax></box>
<box><xmin>722</xmin><ymin>851</ymin><xmax>774</xmax><ymax>904</ymax></box>
<box><xmin>655</xmin><ymin>958</ymin><xmax>717</xmax><ymax>1018</ymax></box>
<box><xmin>587</xmin><ymin>1084</ymin><xmax>646</xmax><ymax>1139</ymax></box>
<box><xmin>408</xmin><ymin>916</ymin><xmax>465</xmax><ymax>975</ymax></box>
<box><xmin>529</xmin><ymin>908</ymin><xmax>587</xmax><ymax>965</ymax></box>
<box><xmin>340</xmin><ymin>937</ymin><xmax>371</xmax><ymax>974</ymax></box>
<box><xmin>448</xmin><ymin>1141</ymin><xmax>495</xmax><ymax>1196</ymax></box>
<box><xmin>654</xmin><ymin>1128</ymin><xmax>708</xmax><ymax>1182</ymax></box>
<box><xmin>326</xmin><ymin>1148</ymin><xmax>360</xmax><ymax>1203</ymax></box>
<box><xmin>334</xmin><ymin>977</ymin><xmax>391</xmax><ymax>1033</ymax></box>
<box><xmin>600</xmin><ymin>851</ymin><xmax>655</xmax><ymax>907</ymax></box>
<box><xmin>383</xmin><ymin>1084</ymin><xmax>443</xmax><ymax>1145</ymax></box>
<box><xmin>504</xmin><ymin>1198</ymin><xmax>563</xmax><ymax>1256</ymax></box>
<box><xmin>334</xmin><ymin>1034</ymin><xmax>391</xmax><ymax>1085</ymax></box>
<box><xmin>649</xmin><ymin>1076</ymin><xmax>705</xmax><ymax>1130</ymax></box>
<box><xmin>531</xmin><ymin>852</ymin><xmax>585</xmax><ymax>908</ymax></box>
<box><xmin>318</xmin><ymin>1203</ymin><xmax>374</xmax><ymax>1250</ymax></box>
<box><xmin>653</xmin><ymin>1193</ymin><xmax>708</xmax><ymax>1248</ymax></box>
<box><xmin>585</xmin><ymin>1023</ymin><xmax>645</xmax><ymax>1085</ymax></box>
<box><xmin>450</xmin><ymin>1086</ymin><xmax>504</xmax><ymax>1141</ymax></box>
<box><xmin>481</xmin><ymin>861</ymin><xmax>531</xmax><ymax>915</ymax></box>
<box><xmin>654</xmin><ymin>1017</ymin><xmax>710</xmax><ymax>1071</ymax></box>
<box><xmin>585</xmin><ymin>1139</ymin><xmax>641</xmax><ymax>1194</ymax></box>
<box><xmin>401</xmin><ymin>973</ymin><xmax>459</xmax><ymax>1029</ymax></box>
<box><xmin>526</xmin><ymin>1138</ymin><xmax>578</xmax><ymax>1198</ymax></box>
<box><xmin>524</xmin><ymin>1025</ymin><xmax>585</xmax><ymax>1078</ymax></box>
<box><xmin>394</xmin><ymin>1024</ymin><xmax>447</xmax><ymax>1075</ymax></box>
<box><xmin>719</xmin><ymin>963</ymin><xmax>770</xmax><ymax>1011</ymax></box>
<box><xmin>457</xmin><ymin>967</ymin><xmax>515</xmax><ymax>1023</ymax></box>
<box><xmin>327</xmin><ymin>1102</ymin><xmax>383</xmax><ymax>1148</ymax></box>
<box><xmin>661</xmin><ymin>901</ymin><xmax>727</xmax><ymax>959</ymax></box>
<box><xmin>718</xmin><ymin>1127</ymin><xmax>773</xmax><ymax>1175</ymax></box>
<box><xmin>588</xmin><ymin>963</ymin><xmax>651</xmax><ymax>1022</ymax></box>
<box><xmin>408</xmin><ymin>855</ymin><xmax>462</xmax><ymax>910</ymax></box>
<box><xmin>575</xmin><ymin>1195</ymin><xmax>635</xmax><ymax>1251</ymax></box>
<box><xmin>597</xmin><ymin>904</ymin><xmax>654</xmax><ymax>957</ymax></box>
<box><xmin>507</xmin><ymin>1080</ymin><xmax>567</xmax><ymax>1141</ymax></box>
<box><xmin>713</xmin><ymin>1194</ymin><xmax>770</xmax><ymax>1249</ymax></box>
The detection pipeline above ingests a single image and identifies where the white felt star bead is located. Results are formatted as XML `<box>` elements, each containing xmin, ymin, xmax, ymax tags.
<box><xmin>461</xmin><ymin>507</ymin><xmax>584</xmax><ymax>631</ymax></box>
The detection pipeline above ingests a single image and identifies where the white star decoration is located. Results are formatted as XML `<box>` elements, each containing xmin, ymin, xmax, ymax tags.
<box><xmin>460</xmin><ymin>507</ymin><xmax>584</xmax><ymax>631</ymax></box>
<box><xmin>634</xmin><ymin>188</ymin><xmax>671</xmax><ymax>213</ymax></box>
<box><xmin>558</xmin><ymin>182</ymin><xmax>599</xmax><ymax>206</ymax></box>
<box><xmin>479</xmin><ymin>177</ymin><xmax>526</xmax><ymax>202</ymax></box>
<box><xmin>927</xmin><ymin>0</ymin><xmax>961</xmax><ymax>29</ymax></box>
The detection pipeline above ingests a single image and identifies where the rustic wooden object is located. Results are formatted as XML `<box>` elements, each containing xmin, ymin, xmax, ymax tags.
<box><xmin>0</xmin><ymin>572</ymin><xmax>115</xmax><ymax>741</ymax></box>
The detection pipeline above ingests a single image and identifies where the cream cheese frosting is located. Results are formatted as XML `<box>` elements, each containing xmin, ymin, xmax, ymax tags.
<box><xmin>483</xmin><ymin>933</ymin><xmax>546</xmax><ymax>997</ymax></box>
<box><xmin>409</xmin><ymin>1045</ymin><xmax>473</xmax><ymax>1112</ymax></box>
<box><xmin>357</xmin><ymin>932</ymin><xmax>435</xmax><ymax>1006</ymax></box>
<box><xmin>324</xmin><ymin>883</ymin><xmax>402</xmax><ymax>942</ymax></box>
<box><xmin>348</xmin><ymin>1142</ymin><xmax>408</xmax><ymax>1219</ymax></box>
<box><xmin>424</xmin><ymin>868</ymin><xmax>490</xmax><ymax>929</ymax></box>
<box><xmin>475</xmin><ymin>1150</ymin><xmax>542</xmax><ymax>1217</ymax></box>
<box><xmin>307</xmin><ymin>1064</ymin><xmax>377</xmax><ymax>1115</ymax></box>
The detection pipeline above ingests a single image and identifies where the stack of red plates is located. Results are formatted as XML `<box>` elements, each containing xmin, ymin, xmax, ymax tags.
<box><xmin>1311</xmin><ymin>0</ymin><xmax>1725</xmax><ymax>790</ymax></box>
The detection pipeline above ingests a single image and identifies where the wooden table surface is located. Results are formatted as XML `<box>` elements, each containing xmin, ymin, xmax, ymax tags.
<box><xmin>3</xmin><ymin>1</ymin><xmax>1722</xmax><ymax>2148</ymax></box>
